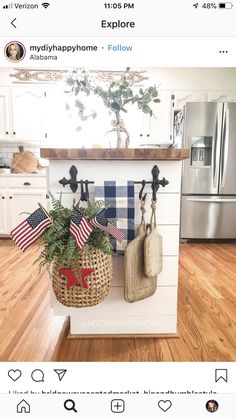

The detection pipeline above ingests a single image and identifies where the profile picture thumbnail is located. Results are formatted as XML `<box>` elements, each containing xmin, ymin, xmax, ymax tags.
<box><xmin>4</xmin><ymin>41</ymin><xmax>26</xmax><ymax>62</ymax></box>
<box><xmin>205</xmin><ymin>400</ymin><xmax>219</xmax><ymax>413</ymax></box>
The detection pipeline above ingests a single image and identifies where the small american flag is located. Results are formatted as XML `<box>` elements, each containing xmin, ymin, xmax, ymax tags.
<box><xmin>11</xmin><ymin>207</ymin><xmax>53</xmax><ymax>252</ymax></box>
<box><xmin>70</xmin><ymin>207</ymin><xmax>93</xmax><ymax>249</ymax></box>
<box><xmin>90</xmin><ymin>209</ymin><xmax>125</xmax><ymax>243</ymax></box>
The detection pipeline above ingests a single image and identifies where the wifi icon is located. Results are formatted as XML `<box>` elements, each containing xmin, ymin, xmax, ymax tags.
<box><xmin>42</xmin><ymin>2</ymin><xmax>50</xmax><ymax>8</ymax></box>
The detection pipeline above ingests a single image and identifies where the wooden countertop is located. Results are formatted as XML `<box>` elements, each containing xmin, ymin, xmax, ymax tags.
<box><xmin>40</xmin><ymin>148</ymin><xmax>189</xmax><ymax>160</ymax></box>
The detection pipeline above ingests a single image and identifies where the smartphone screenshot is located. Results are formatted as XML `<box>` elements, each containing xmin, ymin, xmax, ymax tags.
<box><xmin>0</xmin><ymin>0</ymin><xmax>235</xmax><ymax>417</ymax></box>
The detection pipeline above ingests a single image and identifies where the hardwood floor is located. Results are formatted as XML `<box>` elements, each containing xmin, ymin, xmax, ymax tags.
<box><xmin>0</xmin><ymin>239</ymin><xmax>236</xmax><ymax>361</ymax></box>
<box><xmin>0</xmin><ymin>239</ymin><xmax>69</xmax><ymax>362</ymax></box>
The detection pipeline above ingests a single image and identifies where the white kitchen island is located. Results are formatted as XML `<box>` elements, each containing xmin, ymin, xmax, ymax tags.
<box><xmin>41</xmin><ymin>148</ymin><xmax>189</xmax><ymax>337</ymax></box>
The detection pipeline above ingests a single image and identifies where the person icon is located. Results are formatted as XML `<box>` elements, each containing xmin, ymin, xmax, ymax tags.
<box><xmin>4</xmin><ymin>41</ymin><xmax>26</xmax><ymax>62</ymax></box>
<box><xmin>206</xmin><ymin>400</ymin><xmax>219</xmax><ymax>413</ymax></box>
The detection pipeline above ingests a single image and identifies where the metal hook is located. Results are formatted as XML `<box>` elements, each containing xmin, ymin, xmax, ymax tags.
<box><xmin>151</xmin><ymin>165</ymin><xmax>160</xmax><ymax>202</ymax></box>
<box><xmin>84</xmin><ymin>180</ymin><xmax>89</xmax><ymax>202</ymax></box>
<box><xmin>80</xmin><ymin>180</ymin><xmax>86</xmax><ymax>201</ymax></box>
<box><xmin>139</xmin><ymin>179</ymin><xmax>147</xmax><ymax>202</ymax></box>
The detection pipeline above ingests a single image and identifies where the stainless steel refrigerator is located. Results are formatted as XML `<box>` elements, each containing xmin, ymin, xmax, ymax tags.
<box><xmin>180</xmin><ymin>102</ymin><xmax>236</xmax><ymax>239</ymax></box>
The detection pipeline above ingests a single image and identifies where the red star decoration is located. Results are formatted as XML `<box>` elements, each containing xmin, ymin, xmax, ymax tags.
<box><xmin>81</xmin><ymin>267</ymin><xmax>94</xmax><ymax>288</ymax></box>
<box><xmin>58</xmin><ymin>267</ymin><xmax>94</xmax><ymax>289</ymax></box>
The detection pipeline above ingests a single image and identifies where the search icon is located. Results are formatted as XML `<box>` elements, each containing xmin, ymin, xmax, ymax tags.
<box><xmin>64</xmin><ymin>399</ymin><xmax>77</xmax><ymax>413</ymax></box>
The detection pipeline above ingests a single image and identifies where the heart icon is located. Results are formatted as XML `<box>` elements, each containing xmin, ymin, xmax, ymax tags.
<box><xmin>158</xmin><ymin>400</ymin><xmax>172</xmax><ymax>412</ymax></box>
<box><xmin>8</xmin><ymin>369</ymin><xmax>22</xmax><ymax>381</ymax></box>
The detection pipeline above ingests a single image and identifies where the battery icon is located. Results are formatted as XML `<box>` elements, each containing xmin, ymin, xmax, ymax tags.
<box><xmin>219</xmin><ymin>2</ymin><xmax>233</xmax><ymax>7</ymax></box>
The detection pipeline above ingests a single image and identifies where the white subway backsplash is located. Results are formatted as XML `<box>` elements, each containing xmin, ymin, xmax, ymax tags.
<box><xmin>0</xmin><ymin>144</ymin><xmax>40</xmax><ymax>166</ymax></box>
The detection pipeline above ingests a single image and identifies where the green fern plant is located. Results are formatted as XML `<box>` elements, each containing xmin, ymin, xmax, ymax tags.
<box><xmin>35</xmin><ymin>197</ymin><xmax>113</xmax><ymax>271</ymax></box>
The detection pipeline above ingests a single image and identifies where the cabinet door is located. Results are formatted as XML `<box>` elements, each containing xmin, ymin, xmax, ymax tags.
<box><xmin>123</xmin><ymin>104</ymin><xmax>157</xmax><ymax>146</ymax></box>
<box><xmin>11</xmin><ymin>87</ymin><xmax>46</xmax><ymax>143</ymax></box>
<box><xmin>207</xmin><ymin>91</ymin><xmax>236</xmax><ymax>102</ymax></box>
<box><xmin>126</xmin><ymin>92</ymin><xmax>173</xmax><ymax>146</ymax></box>
<box><xmin>149</xmin><ymin>91</ymin><xmax>173</xmax><ymax>144</ymax></box>
<box><xmin>118</xmin><ymin>100</ymin><xmax>148</xmax><ymax>147</ymax></box>
<box><xmin>0</xmin><ymin>191</ymin><xmax>8</xmax><ymax>235</ymax></box>
<box><xmin>172</xmin><ymin>91</ymin><xmax>207</xmax><ymax>109</ymax></box>
<box><xmin>8</xmin><ymin>189</ymin><xmax>47</xmax><ymax>233</ymax></box>
<box><xmin>45</xmin><ymin>89</ymin><xmax>79</xmax><ymax>146</ymax></box>
<box><xmin>46</xmin><ymin>88</ymin><xmax>113</xmax><ymax>148</ymax></box>
<box><xmin>138</xmin><ymin>114</ymin><xmax>150</xmax><ymax>145</ymax></box>
<box><xmin>0</xmin><ymin>88</ymin><xmax>11</xmax><ymax>141</ymax></box>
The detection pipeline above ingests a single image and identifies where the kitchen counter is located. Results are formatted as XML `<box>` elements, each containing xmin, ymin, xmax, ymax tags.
<box><xmin>40</xmin><ymin>148</ymin><xmax>189</xmax><ymax>161</ymax></box>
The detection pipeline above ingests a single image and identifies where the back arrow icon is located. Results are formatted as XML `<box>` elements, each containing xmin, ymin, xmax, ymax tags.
<box><xmin>11</xmin><ymin>18</ymin><xmax>17</xmax><ymax>28</ymax></box>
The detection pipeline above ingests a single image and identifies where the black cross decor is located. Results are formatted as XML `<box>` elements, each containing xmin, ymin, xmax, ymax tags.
<box><xmin>151</xmin><ymin>165</ymin><xmax>169</xmax><ymax>201</ymax></box>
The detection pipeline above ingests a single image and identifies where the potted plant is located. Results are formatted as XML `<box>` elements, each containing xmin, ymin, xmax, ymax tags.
<box><xmin>66</xmin><ymin>68</ymin><xmax>160</xmax><ymax>148</ymax></box>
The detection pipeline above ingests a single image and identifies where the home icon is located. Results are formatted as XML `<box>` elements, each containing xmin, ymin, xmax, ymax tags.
<box><xmin>17</xmin><ymin>399</ymin><xmax>30</xmax><ymax>413</ymax></box>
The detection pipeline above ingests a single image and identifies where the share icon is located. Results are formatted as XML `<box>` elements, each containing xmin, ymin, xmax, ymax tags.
<box><xmin>54</xmin><ymin>369</ymin><xmax>67</xmax><ymax>381</ymax></box>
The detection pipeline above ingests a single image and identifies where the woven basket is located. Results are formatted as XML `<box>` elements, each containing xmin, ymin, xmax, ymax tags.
<box><xmin>52</xmin><ymin>246</ymin><xmax>113</xmax><ymax>308</ymax></box>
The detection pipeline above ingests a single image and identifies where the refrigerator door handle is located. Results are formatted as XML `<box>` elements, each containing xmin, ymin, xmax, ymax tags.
<box><xmin>213</xmin><ymin>107</ymin><xmax>222</xmax><ymax>189</ymax></box>
<box><xmin>186</xmin><ymin>198</ymin><xmax>236</xmax><ymax>203</ymax></box>
<box><xmin>221</xmin><ymin>107</ymin><xmax>230</xmax><ymax>189</ymax></box>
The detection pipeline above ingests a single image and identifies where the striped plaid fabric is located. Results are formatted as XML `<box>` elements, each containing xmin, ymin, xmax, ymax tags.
<box><xmin>11</xmin><ymin>207</ymin><xmax>52</xmax><ymax>252</ymax></box>
<box><xmin>70</xmin><ymin>207</ymin><xmax>93</xmax><ymax>249</ymax></box>
<box><xmin>94</xmin><ymin>181</ymin><xmax>135</xmax><ymax>254</ymax></box>
<box><xmin>90</xmin><ymin>208</ymin><xmax>125</xmax><ymax>243</ymax></box>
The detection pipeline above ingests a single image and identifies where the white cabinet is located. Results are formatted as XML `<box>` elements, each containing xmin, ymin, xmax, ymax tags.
<box><xmin>0</xmin><ymin>177</ymin><xmax>8</xmax><ymax>234</ymax></box>
<box><xmin>207</xmin><ymin>90</ymin><xmax>236</xmax><ymax>102</ymax></box>
<box><xmin>0</xmin><ymin>175</ymin><xmax>47</xmax><ymax>235</ymax></box>
<box><xmin>0</xmin><ymin>86</ymin><xmax>47</xmax><ymax>144</ymax></box>
<box><xmin>125</xmin><ymin>91</ymin><xmax>173</xmax><ymax>146</ymax></box>
<box><xmin>0</xmin><ymin>191</ymin><xmax>8</xmax><ymax>235</ymax></box>
<box><xmin>0</xmin><ymin>88</ymin><xmax>11</xmax><ymax>141</ymax></box>
<box><xmin>8</xmin><ymin>189</ymin><xmax>47</xmax><ymax>233</ymax></box>
<box><xmin>45</xmin><ymin>88</ymin><xmax>79</xmax><ymax>146</ymax></box>
<box><xmin>149</xmin><ymin>91</ymin><xmax>173</xmax><ymax>144</ymax></box>
<box><xmin>11</xmin><ymin>87</ymin><xmax>47</xmax><ymax>143</ymax></box>
<box><xmin>172</xmin><ymin>90</ymin><xmax>236</xmax><ymax>108</ymax></box>
<box><xmin>172</xmin><ymin>90</ymin><xmax>207</xmax><ymax>109</ymax></box>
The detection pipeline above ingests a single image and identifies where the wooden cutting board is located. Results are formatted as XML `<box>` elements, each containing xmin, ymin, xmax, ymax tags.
<box><xmin>144</xmin><ymin>224</ymin><xmax>163</xmax><ymax>277</ymax></box>
<box><xmin>124</xmin><ymin>223</ymin><xmax>157</xmax><ymax>303</ymax></box>
<box><xmin>12</xmin><ymin>151</ymin><xmax>38</xmax><ymax>173</ymax></box>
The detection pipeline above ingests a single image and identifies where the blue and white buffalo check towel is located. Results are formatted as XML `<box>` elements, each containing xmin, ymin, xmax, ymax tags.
<box><xmin>95</xmin><ymin>181</ymin><xmax>135</xmax><ymax>254</ymax></box>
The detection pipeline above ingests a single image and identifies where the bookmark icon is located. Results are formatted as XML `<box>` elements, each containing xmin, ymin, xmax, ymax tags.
<box><xmin>215</xmin><ymin>369</ymin><xmax>228</xmax><ymax>382</ymax></box>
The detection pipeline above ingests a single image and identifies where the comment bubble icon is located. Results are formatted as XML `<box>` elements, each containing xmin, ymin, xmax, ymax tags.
<box><xmin>31</xmin><ymin>369</ymin><xmax>44</xmax><ymax>382</ymax></box>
